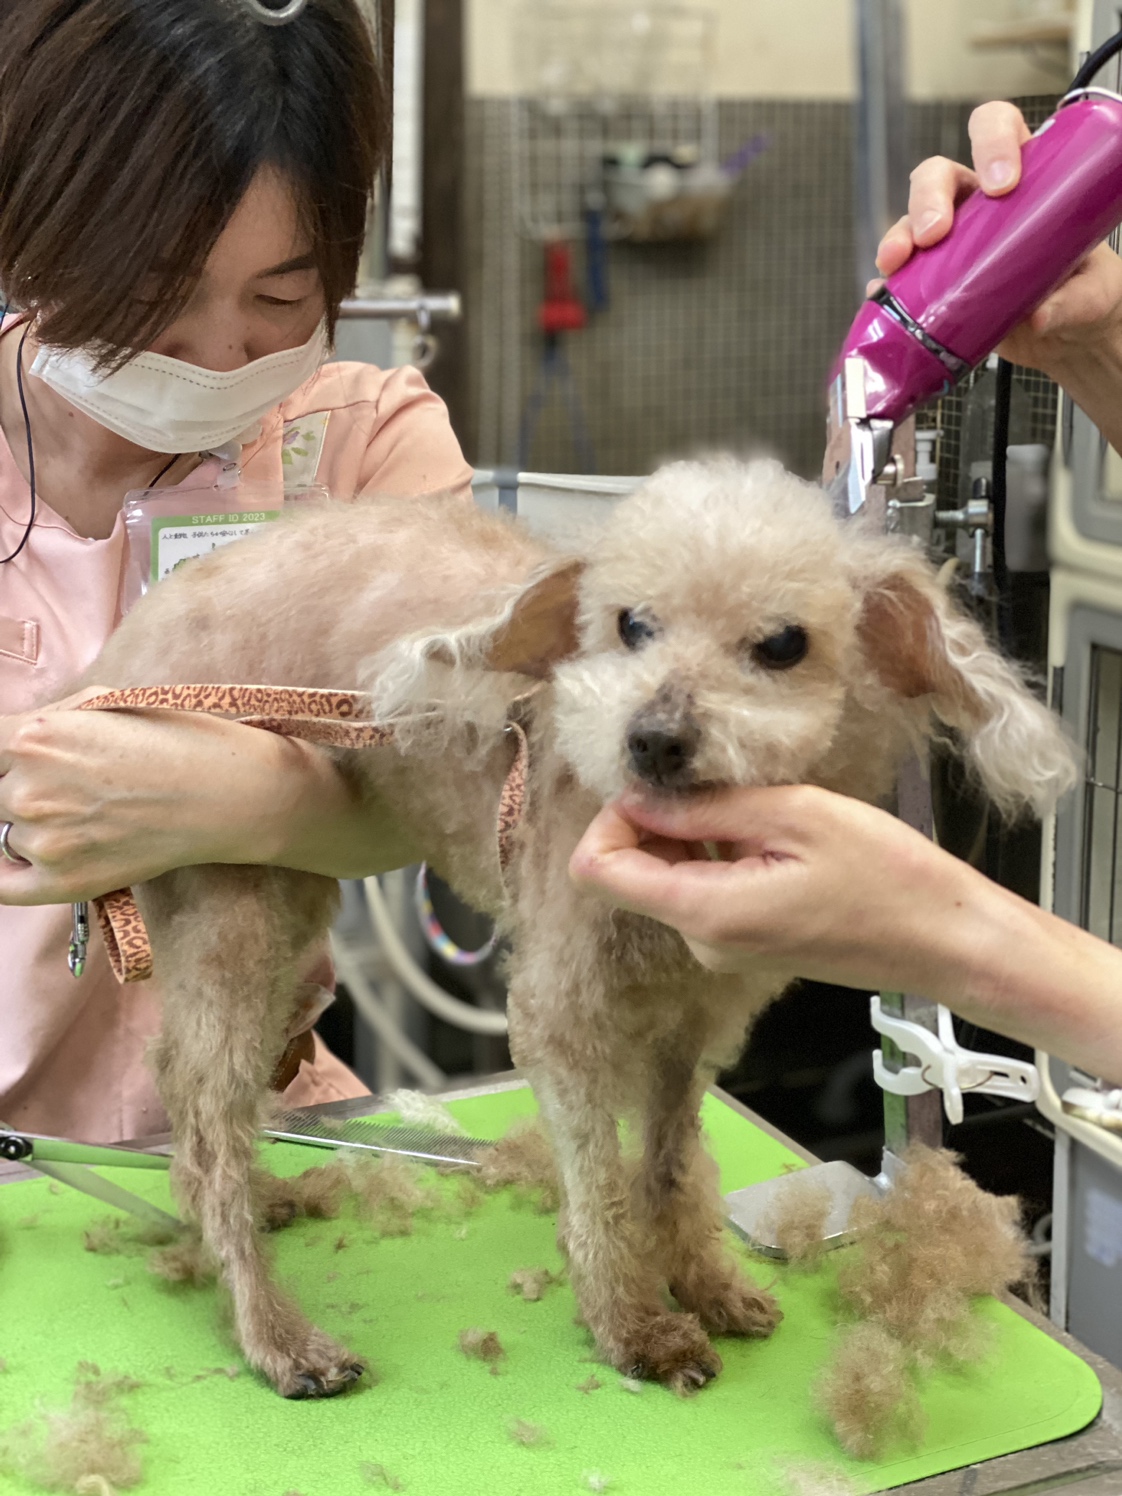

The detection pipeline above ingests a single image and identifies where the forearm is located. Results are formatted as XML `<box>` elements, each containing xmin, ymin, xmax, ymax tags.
<box><xmin>900</xmin><ymin>855</ymin><xmax>1122</xmax><ymax>1083</ymax></box>
<box><xmin>571</xmin><ymin>789</ymin><xmax>1122</xmax><ymax>1085</ymax></box>
<box><xmin>1045</xmin><ymin>331</ymin><xmax>1122</xmax><ymax>459</ymax></box>
<box><xmin>225</xmin><ymin>735</ymin><xmax>420</xmax><ymax>880</ymax></box>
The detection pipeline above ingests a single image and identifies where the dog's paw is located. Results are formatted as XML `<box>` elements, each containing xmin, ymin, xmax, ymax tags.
<box><xmin>257</xmin><ymin>1329</ymin><xmax>366</xmax><ymax>1399</ymax></box>
<box><xmin>619</xmin><ymin>1312</ymin><xmax>722</xmax><ymax>1396</ymax></box>
<box><xmin>671</xmin><ymin>1272</ymin><xmax>783</xmax><ymax>1339</ymax></box>
<box><xmin>282</xmin><ymin>1360</ymin><xmax>365</xmax><ymax>1400</ymax></box>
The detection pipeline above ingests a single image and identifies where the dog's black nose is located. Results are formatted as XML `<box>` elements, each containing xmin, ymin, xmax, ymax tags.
<box><xmin>628</xmin><ymin>727</ymin><xmax>694</xmax><ymax>786</ymax></box>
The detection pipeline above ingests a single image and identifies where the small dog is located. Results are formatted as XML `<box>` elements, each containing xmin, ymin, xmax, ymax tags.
<box><xmin>73</xmin><ymin>457</ymin><xmax>1075</xmax><ymax>1397</ymax></box>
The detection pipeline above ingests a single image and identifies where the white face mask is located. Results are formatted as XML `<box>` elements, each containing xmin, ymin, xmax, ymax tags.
<box><xmin>29</xmin><ymin>322</ymin><xmax>328</xmax><ymax>454</ymax></box>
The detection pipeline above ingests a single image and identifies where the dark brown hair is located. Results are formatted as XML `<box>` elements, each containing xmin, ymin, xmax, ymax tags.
<box><xmin>0</xmin><ymin>0</ymin><xmax>388</xmax><ymax>363</ymax></box>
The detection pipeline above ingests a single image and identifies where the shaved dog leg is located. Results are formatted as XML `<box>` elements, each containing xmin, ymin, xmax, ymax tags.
<box><xmin>141</xmin><ymin>865</ymin><xmax>362</xmax><ymax>1399</ymax></box>
<box><xmin>532</xmin><ymin>1068</ymin><xmax>721</xmax><ymax>1395</ymax></box>
<box><xmin>638</xmin><ymin>1047</ymin><xmax>780</xmax><ymax>1339</ymax></box>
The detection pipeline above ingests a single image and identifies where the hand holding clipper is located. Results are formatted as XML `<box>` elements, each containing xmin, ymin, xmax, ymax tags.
<box><xmin>827</xmin><ymin>78</ymin><xmax>1122</xmax><ymax>516</ymax></box>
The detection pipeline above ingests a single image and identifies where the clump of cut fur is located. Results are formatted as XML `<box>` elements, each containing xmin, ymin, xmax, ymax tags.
<box><xmin>82</xmin><ymin>1217</ymin><xmax>178</xmax><ymax>1257</ymax></box>
<box><xmin>507</xmin><ymin>1418</ymin><xmax>549</xmax><ymax>1447</ymax></box>
<box><xmin>359</xmin><ymin>1461</ymin><xmax>405</xmax><ymax>1490</ymax></box>
<box><xmin>452</xmin><ymin>1175</ymin><xmax>486</xmax><ymax>1216</ymax></box>
<box><xmin>508</xmin><ymin>1267</ymin><xmax>560</xmax><ymax>1301</ymax></box>
<box><xmin>839</xmin><ymin>1145</ymin><xmax>1031</xmax><ymax>1363</ymax></box>
<box><xmin>478</xmin><ymin>1120</ymin><xmax>560</xmax><ymax>1212</ymax></box>
<box><xmin>763</xmin><ymin>1177</ymin><xmax>833</xmax><ymax>1267</ymax></box>
<box><xmin>80</xmin><ymin>1216</ymin><xmax>213</xmax><ymax>1289</ymax></box>
<box><xmin>818</xmin><ymin>1147</ymin><xmax>1032</xmax><ymax>1457</ymax></box>
<box><xmin>147</xmin><ymin>1234</ymin><xmax>216</xmax><ymax>1287</ymax></box>
<box><xmin>73</xmin><ymin>1365</ymin><xmax>144</xmax><ymax>1406</ymax></box>
<box><xmin>576</xmin><ymin>1375</ymin><xmax>602</xmax><ymax>1393</ymax></box>
<box><xmin>0</xmin><ymin>1364</ymin><xmax>147</xmax><ymax>1492</ymax></box>
<box><xmin>815</xmin><ymin>1324</ymin><xmax>924</xmax><ymax>1459</ymax></box>
<box><xmin>384</xmin><ymin>1089</ymin><xmax>465</xmax><ymax>1134</ymax></box>
<box><xmin>583</xmin><ymin>1472</ymin><xmax>612</xmax><ymax>1492</ymax></box>
<box><xmin>458</xmin><ymin>1329</ymin><xmax>505</xmax><ymax>1363</ymax></box>
<box><xmin>350</xmin><ymin>1155</ymin><xmax>440</xmax><ymax>1235</ymax></box>
<box><xmin>267</xmin><ymin>1162</ymin><xmax>352</xmax><ymax>1223</ymax></box>
<box><xmin>75</xmin><ymin>1477</ymin><xmax>117</xmax><ymax>1496</ymax></box>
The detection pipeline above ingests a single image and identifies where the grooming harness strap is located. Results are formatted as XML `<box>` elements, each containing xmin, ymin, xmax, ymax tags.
<box><xmin>76</xmin><ymin>685</ymin><xmax>530</xmax><ymax>984</ymax></box>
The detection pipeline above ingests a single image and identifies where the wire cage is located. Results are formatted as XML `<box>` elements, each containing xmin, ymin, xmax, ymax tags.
<box><xmin>510</xmin><ymin>3</ymin><xmax>719</xmax><ymax>242</ymax></box>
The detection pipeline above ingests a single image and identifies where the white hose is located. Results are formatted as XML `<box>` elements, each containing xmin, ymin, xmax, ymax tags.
<box><xmin>363</xmin><ymin>876</ymin><xmax>509</xmax><ymax>1036</ymax></box>
<box><xmin>330</xmin><ymin>935</ymin><xmax>446</xmax><ymax>1089</ymax></box>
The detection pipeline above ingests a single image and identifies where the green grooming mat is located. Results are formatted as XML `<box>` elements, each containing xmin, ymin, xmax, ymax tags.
<box><xmin>0</xmin><ymin>1085</ymin><xmax>1101</xmax><ymax>1495</ymax></box>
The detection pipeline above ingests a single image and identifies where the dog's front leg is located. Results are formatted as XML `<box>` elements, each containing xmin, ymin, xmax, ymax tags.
<box><xmin>638</xmin><ymin>1046</ymin><xmax>781</xmax><ymax>1340</ymax></box>
<box><xmin>140</xmin><ymin>864</ymin><xmax>364</xmax><ymax>1398</ymax></box>
<box><xmin>532</xmin><ymin>1072</ymin><xmax>722</xmax><ymax>1394</ymax></box>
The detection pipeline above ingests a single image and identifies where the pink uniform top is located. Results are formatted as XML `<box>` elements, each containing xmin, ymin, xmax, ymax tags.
<box><xmin>0</xmin><ymin>323</ymin><xmax>474</xmax><ymax>1141</ymax></box>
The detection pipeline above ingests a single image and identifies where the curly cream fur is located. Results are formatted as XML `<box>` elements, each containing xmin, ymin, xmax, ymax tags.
<box><xmin>64</xmin><ymin>459</ymin><xmax>1074</xmax><ymax>1398</ymax></box>
<box><xmin>818</xmin><ymin>1146</ymin><xmax>1033</xmax><ymax>1457</ymax></box>
<box><xmin>0</xmin><ymin>1364</ymin><xmax>147</xmax><ymax>1492</ymax></box>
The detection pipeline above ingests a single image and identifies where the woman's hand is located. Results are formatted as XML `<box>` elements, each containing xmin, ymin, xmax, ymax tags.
<box><xmin>874</xmin><ymin>101</ymin><xmax>1122</xmax><ymax>412</ymax></box>
<box><xmin>568</xmin><ymin>784</ymin><xmax>971</xmax><ymax>990</ymax></box>
<box><xmin>569</xmin><ymin>784</ymin><xmax>1122</xmax><ymax>1083</ymax></box>
<box><xmin>0</xmin><ymin>692</ymin><xmax>417</xmax><ymax>903</ymax></box>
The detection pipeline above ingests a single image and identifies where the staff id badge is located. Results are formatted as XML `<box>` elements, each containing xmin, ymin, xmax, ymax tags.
<box><xmin>121</xmin><ymin>478</ymin><xmax>325</xmax><ymax>612</ymax></box>
<box><xmin>149</xmin><ymin>504</ymin><xmax>287</xmax><ymax>583</ymax></box>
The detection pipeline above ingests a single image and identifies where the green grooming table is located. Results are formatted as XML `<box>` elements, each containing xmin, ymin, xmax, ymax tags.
<box><xmin>0</xmin><ymin>1081</ymin><xmax>1106</xmax><ymax>1496</ymax></box>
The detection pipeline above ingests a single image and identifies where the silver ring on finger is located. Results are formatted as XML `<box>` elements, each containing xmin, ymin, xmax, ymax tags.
<box><xmin>0</xmin><ymin>821</ymin><xmax>30</xmax><ymax>866</ymax></box>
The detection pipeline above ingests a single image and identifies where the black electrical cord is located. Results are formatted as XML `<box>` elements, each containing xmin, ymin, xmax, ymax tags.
<box><xmin>1069</xmin><ymin>26</ymin><xmax>1122</xmax><ymax>92</ymax></box>
<box><xmin>990</xmin><ymin>356</ymin><xmax>1012</xmax><ymax>643</ymax></box>
<box><xmin>0</xmin><ymin>300</ymin><xmax>190</xmax><ymax>567</ymax></box>
<box><xmin>0</xmin><ymin>320</ymin><xmax>37</xmax><ymax>566</ymax></box>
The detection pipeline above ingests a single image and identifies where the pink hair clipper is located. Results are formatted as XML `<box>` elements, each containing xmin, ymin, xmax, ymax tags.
<box><xmin>826</xmin><ymin>87</ymin><xmax>1122</xmax><ymax>515</ymax></box>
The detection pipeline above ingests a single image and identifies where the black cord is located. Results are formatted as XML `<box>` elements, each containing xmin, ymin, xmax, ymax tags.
<box><xmin>150</xmin><ymin>455</ymin><xmax>179</xmax><ymax>487</ymax></box>
<box><xmin>0</xmin><ymin>306</ymin><xmax>191</xmax><ymax>565</ymax></box>
<box><xmin>990</xmin><ymin>357</ymin><xmax>1012</xmax><ymax>646</ymax></box>
<box><xmin>1069</xmin><ymin>26</ymin><xmax>1122</xmax><ymax>91</ymax></box>
<box><xmin>0</xmin><ymin>324</ymin><xmax>37</xmax><ymax>566</ymax></box>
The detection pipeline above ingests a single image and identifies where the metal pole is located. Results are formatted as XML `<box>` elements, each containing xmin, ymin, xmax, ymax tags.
<box><xmin>853</xmin><ymin>0</ymin><xmax>942</xmax><ymax>1160</ymax></box>
<box><xmin>853</xmin><ymin>0</ymin><xmax>909</xmax><ymax>299</ymax></box>
<box><xmin>879</xmin><ymin>758</ymin><xmax>945</xmax><ymax>1157</ymax></box>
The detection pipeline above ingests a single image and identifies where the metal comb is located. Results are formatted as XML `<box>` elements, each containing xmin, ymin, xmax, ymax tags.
<box><xmin>263</xmin><ymin>1110</ymin><xmax>491</xmax><ymax>1168</ymax></box>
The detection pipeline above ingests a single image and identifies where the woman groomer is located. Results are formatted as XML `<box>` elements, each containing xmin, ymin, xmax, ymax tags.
<box><xmin>0</xmin><ymin>0</ymin><xmax>471</xmax><ymax>1140</ymax></box>
<box><xmin>571</xmin><ymin>101</ymin><xmax>1122</xmax><ymax>1092</ymax></box>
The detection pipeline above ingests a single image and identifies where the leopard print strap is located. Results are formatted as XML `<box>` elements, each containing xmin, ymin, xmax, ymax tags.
<box><xmin>77</xmin><ymin>684</ymin><xmax>372</xmax><ymax>721</ymax></box>
<box><xmin>81</xmin><ymin>684</ymin><xmax>531</xmax><ymax>984</ymax></box>
<box><xmin>94</xmin><ymin>888</ymin><xmax>155</xmax><ymax>984</ymax></box>
<box><xmin>497</xmin><ymin>722</ymin><xmax>529</xmax><ymax>875</ymax></box>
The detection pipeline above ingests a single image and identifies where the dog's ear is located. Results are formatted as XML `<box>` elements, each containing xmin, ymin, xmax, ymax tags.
<box><xmin>479</xmin><ymin>559</ymin><xmax>585</xmax><ymax>678</ymax></box>
<box><xmin>857</xmin><ymin>555</ymin><xmax>1078</xmax><ymax>818</ymax></box>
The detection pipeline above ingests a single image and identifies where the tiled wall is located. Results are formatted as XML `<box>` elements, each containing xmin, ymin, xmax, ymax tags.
<box><xmin>463</xmin><ymin>97</ymin><xmax>977</xmax><ymax>480</ymax></box>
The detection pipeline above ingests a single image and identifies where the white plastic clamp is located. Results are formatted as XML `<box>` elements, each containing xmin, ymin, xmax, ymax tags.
<box><xmin>870</xmin><ymin>996</ymin><xmax>1040</xmax><ymax>1126</ymax></box>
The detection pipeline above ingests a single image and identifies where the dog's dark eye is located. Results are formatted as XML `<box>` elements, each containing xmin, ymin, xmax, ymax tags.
<box><xmin>618</xmin><ymin>609</ymin><xmax>657</xmax><ymax>650</ymax></box>
<box><xmin>752</xmin><ymin>624</ymin><xmax>808</xmax><ymax>670</ymax></box>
